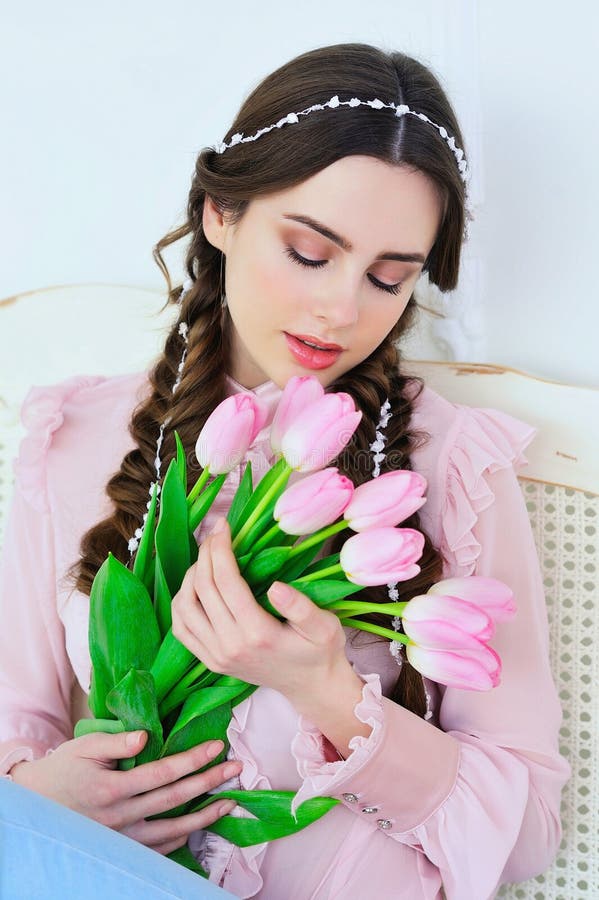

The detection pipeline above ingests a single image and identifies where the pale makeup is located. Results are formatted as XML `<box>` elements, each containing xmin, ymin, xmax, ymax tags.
<box><xmin>202</xmin><ymin>155</ymin><xmax>443</xmax><ymax>390</ymax></box>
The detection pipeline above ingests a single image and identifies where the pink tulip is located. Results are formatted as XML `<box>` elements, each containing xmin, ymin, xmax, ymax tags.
<box><xmin>344</xmin><ymin>470</ymin><xmax>427</xmax><ymax>531</ymax></box>
<box><xmin>339</xmin><ymin>527</ymin><xmax>425</xmax><ymax>586</ymax></box>
<box><xmin>270</xmin><ymin>375</ymin><xmax>325</xmax><ymax>454</ymax></box>
<box><xmin>427</xmin><ymin>576</ymin><xmax>516</xmax><ymax>623</ymax></box>
<box><xmin>405</xmin><ymin>642</ymin><xmax>502</xmax><ymax>690</ymax></box>
<box><xmin>401</xmin><ymin>593</ymin><xmax>495</xmax><ymax>650</ymax></box>
<box><xmin>195</xmin><ymin>393</ymin><xmax>269</xmax><ymax>474</ymax></box>
<box><xmin>281</xmin><ymin>393</ymin><xmax>363</xmax><ymax>472</ymax></box>
<box><xmin>273</xmin><ymin>467</ymin><xmax>354</xmax><ymax>534</ymax></box>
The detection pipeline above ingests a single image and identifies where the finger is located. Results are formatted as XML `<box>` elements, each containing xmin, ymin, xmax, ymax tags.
<box><xmin>172</xmin><ymin>569</ymin><xmax>215</xmax><ymax>645</ymax></box>
<box><xmin>109</xmin><ymin>740</ymin><xmax>225</xmax><ymax>800</ymax></box>
<box><xmin>124</xmin><ymin>799</ymin><xmax>237</xmax><ymax>852</ymax></box>
<box><xmin>125</xmin><ymin>758</ymin><xmax>242</xmax><ymax>823</ymax></box>
<box><xmin>192</xmin><ymin>533</ymin><xmax>237</xmax><ymax>633</ymax></box>
<box><xmin>210</xmin><ymin>522</ymin><xmax>277</xmax><ymax>627</ymax></box>
<box><xmin>74</xmin><ymin>729</ymin><xmax>148</xmax><ymax>768</ymax></box>
<box><xmin>267</xmin><ymin>581</ymin><xmax>337</xmax><ymax>642</ymax></box>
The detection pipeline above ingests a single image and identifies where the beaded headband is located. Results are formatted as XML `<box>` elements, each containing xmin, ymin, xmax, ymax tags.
<box><xmin>213</xmin><ymin>94</ymin><xmax>472</xmax><ymax>242</ymax></box>
<box><xmin>127</xmin><ymin>94</ymin><xmax>460</xmax><ymax>701</ymax></box>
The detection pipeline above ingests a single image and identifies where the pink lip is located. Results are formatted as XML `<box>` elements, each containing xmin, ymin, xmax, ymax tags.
<box><xmin>284</xmin><ymin>333</ymin><xmax>343</xmax><ymax>370</ymax></box>
<box><xmin>287</xmin><ymin>332</ymin><xmax>344</xmax><ymax>351</ymax></box>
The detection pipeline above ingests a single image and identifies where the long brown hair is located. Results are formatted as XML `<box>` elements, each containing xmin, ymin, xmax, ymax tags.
<box><xmin>66</xmin><ymin>42</ymin><xmax>468</xmax><ymax>717</ymax></box>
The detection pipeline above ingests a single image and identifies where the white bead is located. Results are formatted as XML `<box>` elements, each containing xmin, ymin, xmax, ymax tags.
<box><xmin>439</xmin><ymin>126</ymin><xmax>448</xmax><ymax>138</ymax></box>
<box><xmin>128</xmin><ymin>538</ymin><xmax>139</xmax><ymax>553</ymax></box>
<box><xmin>396</xmin><ymin>104</ymin><xmax>410</xmax><ymax>115</ymax></box>
<box><xmin>370</xmin><ymin>98</ymin><xmax>384</xmax><ymax>109</ymax></box>
<box><xmin>287</xmin><ymin>113</ymin><xmax>299</xmax><ymax>123</ymax></box>
<box><xmin>349</xmin><ymin>98</ymin><xmax>360</xmax><ymax>107</ymax></box>
<box><xmin>134</xmin><ymin>528</ymin><xmax>143</xmax><ymax>539</ymax></box>
<box><xmin>231</xmin><ymin>133</ymin><xmax>243</xmax><ymax>144</ymax></box>
<box><xmin>328</xmin><ymin>95</ymin><xmax>340</xmax><ymax>107</ymax></box>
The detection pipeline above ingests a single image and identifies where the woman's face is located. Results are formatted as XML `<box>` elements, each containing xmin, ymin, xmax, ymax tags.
<box><xmin>203</xmin><ymin>155</ymin><xmax>443</xmax><ymax>390</ymax></box>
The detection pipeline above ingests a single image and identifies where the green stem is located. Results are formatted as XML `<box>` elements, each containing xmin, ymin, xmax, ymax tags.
<box><xmin>187</xmin><ymin>467</ymin><xmax>211</xmax><ymax>506</ymax></box>
<box><xmin>286</xmin><ymin>519</ymin><xmax>348</xmax><ymax>559</ymax></box>
<box><xmin>251</xmin><ymin>522</ymin><xmax>286</xmax><ymax>556</ymax></box>
<box><xmin>298</xmin><ymin>562</ymin><xmax>344</xmax><ymax>583</ymax></box>
<box><xmin>232</xmin><ymin>463</ymin><xmax>292</xmax><ymax>553</ymax></box>
<box><xmin>339</xmin><ymin>616</ymin><xmax>410</xmax><ymax>646</ymax></box>
<box><xmin>330</xmin><ymin>600</ymin><xmax>408</xmax><ymax>616</ymax></box>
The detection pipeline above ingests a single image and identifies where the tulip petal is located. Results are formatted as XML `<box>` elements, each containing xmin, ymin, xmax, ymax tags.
<box><xmin>345</xmin><ymin>470</ymin><xmax>428</xmax><ymax>530</ymax></box>
<box><xmin>428</xmin><ymin>576</ymin><xmax>516</xmax><ymax>622</ymax></box>
<box><xmin>406</xmin><ymin>643</ymin><xmax>501</xmax><ymax>690</ymax></box>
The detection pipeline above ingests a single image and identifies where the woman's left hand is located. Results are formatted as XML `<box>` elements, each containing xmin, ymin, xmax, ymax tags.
<box><xmin>171</xmin><ymin>516</ymin><xmax>350</xmax><ymax>702</ymax></box>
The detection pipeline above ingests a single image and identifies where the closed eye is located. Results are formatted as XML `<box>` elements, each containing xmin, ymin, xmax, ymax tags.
<box><xmin>284</xmin><ymin>246</ymin><xmax>403</xmax><ymax>296</ymax></box>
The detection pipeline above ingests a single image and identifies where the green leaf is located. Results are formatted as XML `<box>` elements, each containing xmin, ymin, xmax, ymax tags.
<box><xmin>88</xmin><ymin>554</ymin><xmax>161</xmax><ymax>718</ymax></box>
<box><xmin>132</xmin><ymin>482</ymin><xmax>159</xmax><ymax>589</ymax></box>
<box><xmin>268</xmin><ymin>539</ymin><xmax>328</xmax><ymax>586</ymax></box>
<box><xmin>234</xmin><ymin>496</ymin><xmax>280</xmax><ymax>558</ymax></box>
<box><xmin>150</xmin><ymin>627</ymin><xmax>196</xmax><ymax>701</ymax></box>
<box><xmin>188</xmin><ymin>473</ymin><xmax>228</xmax><ymax>534</ymax></box>
<box><xmin>243</xmin><ymin>546</ymin><xmax>293</xmax><ymax>585</ymax></box>
<box><xmin>153</xmin><ymin>552</ymin><xmax>172</xmax><ymax>638</ymax></box>
<box><xmin>160</xmin><ymin>701</ymin><xmax>232</xmax><ymax>766</ymax></box>
<box><xmin>302</xmin><ymin>552</ymin><xmax>343</xmax><ymax>578</ymax></box>
<box><xmin>226</xmin><ymin>460</ymin><xmax>253</xmax><ymax>534</ymax></box>
<box><xmin>287</xmin><ymin>578</ymin><xmax>364</xmax><ymax>607</ymax></box>
<box><xmin>230</xmin><ymin>457</ymin><xmax>289</xmax><ymax>542</ymax></box>
<box><xmin>106</xmin><ymin>668</ymin><xmax>163</xmax><ymax>768</ymax></box>
<box><xmin>174</xmin><ymin>430</ymin><xmax>187</xmax><ymax>495</ymax></box>
<box><xmin>155</xmin><ymin>458</ymin><xmax>190</xmax><ymax>599</ymax></box>
<box><xmin>191</xmin><ymin>790</ymin><xmax>339</xmax><ymax>846</ymax></box>
<box><xmin>166</xmin><ymin>844</ymin><xmax>208</xmax><ymax>878</ymax></box>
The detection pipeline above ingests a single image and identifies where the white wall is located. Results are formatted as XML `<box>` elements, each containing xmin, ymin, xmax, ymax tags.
<box><xmin>1</xmin><ymin>1</ymin><xmax>597</xmax><ymax>387</ymax></box>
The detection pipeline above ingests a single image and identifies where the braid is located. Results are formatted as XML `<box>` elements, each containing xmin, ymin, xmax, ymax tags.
<box><xmin>64</xmin><ymin>210</ymin><xmax>231</xmax><ymax>597</ymax></box>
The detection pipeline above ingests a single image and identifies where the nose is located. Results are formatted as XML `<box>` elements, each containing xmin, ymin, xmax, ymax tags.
<box><xmin>311</xmin><ymin>287</ymin><xmax>360</xmax><ymax>330</ymax></box>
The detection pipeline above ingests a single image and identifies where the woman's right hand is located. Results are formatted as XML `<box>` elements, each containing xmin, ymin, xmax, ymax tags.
<box><xmin>9</xmin><ymin>730</ymin><xmax>242</xmax><ymax>856</ymax></box>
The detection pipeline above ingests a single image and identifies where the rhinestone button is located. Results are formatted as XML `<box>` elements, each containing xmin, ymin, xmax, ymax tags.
<box><xmin>377</xmin><ymin>819</ymin><xmax>393</xmax><ymax>830</ymax></box>
<box><xmin>342</xmin><ymin>793</ymin><xmax>358</xmax><ymax>803</ymax></box>
<box><xmin>361</xmin><ymin>806</ymin><xmax>379</xmax><ymax>814</ymax></box>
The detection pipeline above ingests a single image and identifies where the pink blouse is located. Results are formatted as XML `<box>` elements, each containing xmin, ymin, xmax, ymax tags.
<box><xmin>0</xmin><ymin>370</ymin><xmax>571</xmax><ymax>900</ymax></box>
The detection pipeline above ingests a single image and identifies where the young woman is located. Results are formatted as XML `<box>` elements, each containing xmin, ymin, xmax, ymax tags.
<box><xmin>0</xmin><ymin>42</ymin><xmax>570</xmax><ymax>899</ymax></box>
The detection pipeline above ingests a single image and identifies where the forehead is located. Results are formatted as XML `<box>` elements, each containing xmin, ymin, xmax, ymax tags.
<box><xmin>251</xmin><ymin>155</ymin><xmax>443</xmax><ymax>254</ymax></box>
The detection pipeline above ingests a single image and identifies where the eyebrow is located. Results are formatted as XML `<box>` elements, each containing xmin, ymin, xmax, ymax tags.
<box><xmin>282</xmin><ymin>213</ymin><xmax>426</xmax><ymax>264</ymax></box>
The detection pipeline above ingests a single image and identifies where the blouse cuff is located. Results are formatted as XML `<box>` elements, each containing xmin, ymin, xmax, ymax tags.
<box><xmin>290</xmin><ymin>672</ymin><xmax>461</xmax><ymax>832</ymax></box>
<box><xmin>1</xmin><ymin>745</ymin><xmax>36</xmax><ymax>780</ymax></box>
<box><xmin>290</xmin><ymin>671</ymin><xmax>384</xmax><ymax>818</ymax></box>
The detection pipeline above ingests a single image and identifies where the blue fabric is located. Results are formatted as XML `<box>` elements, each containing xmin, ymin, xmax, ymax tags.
<box><xmin>0</xmin><ymin>780</ymin><xmax>237</xmax><ymax>899</ymax></box>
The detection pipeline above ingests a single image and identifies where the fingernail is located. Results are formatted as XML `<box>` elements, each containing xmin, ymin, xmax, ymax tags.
<box><xmin>207</xmin><ymin>740</ymin><xmax>224</xmax><ymax>758</ymax></box>
<box><xmin>211</xmin><ymin>516</ymin><xmax>227</xmax><ymax>535</ymax></box>
<box><xmin>126</xmin><ymin>730</ymin><xmax>144</xmax><ymax>747</ymax></box>
<box><xmin>223</xmin><ymin>762</ymin><xmax>240</xmax><ymax>779</ymax></box>
<box><xmin>218</xmin><ymin>800</ymin><xmax>236</xmax><ymax>816</ymax></box>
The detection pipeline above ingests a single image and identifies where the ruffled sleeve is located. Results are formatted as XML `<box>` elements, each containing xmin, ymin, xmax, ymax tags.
<box><xmin>0</xmin><ymin>376</ymin><xmax>104</xmax><ymax>776</ymax></box>
<box><xmin>286</xmin><ymin>403</ymin><xmax>571</xmax><ymax>898</ymax></box>
<box><xmin>440</xmin><ymin>405</ymin><xmax>538</xmax><ymax>576</ymax></box>
<box><xmin>12</xmin><ymin>376</ymin><xmax>106</xmax><ymax>513</ymax></box>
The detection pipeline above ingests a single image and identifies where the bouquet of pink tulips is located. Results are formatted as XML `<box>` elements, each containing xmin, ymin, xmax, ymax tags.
<box><xmin>75</xmin><ymin>375</ymin><xmax>515</xmax><ymax>876</ymax></box>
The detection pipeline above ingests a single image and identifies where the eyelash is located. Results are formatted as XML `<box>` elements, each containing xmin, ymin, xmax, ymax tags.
<box><xmin>284</xmin><ymin>246</ymin><xmax>403</xmax><ymax>296</ymax></box>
